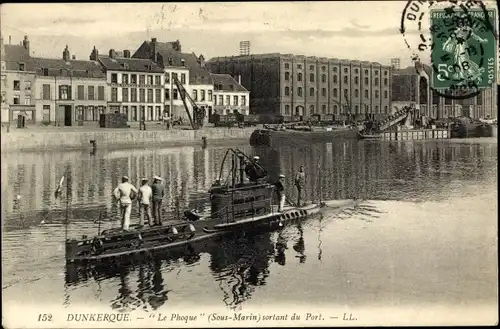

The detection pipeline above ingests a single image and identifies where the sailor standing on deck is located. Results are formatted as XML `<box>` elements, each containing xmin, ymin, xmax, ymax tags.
<box><xmin>151</xmin><ymin>176</ymin><xmax>165</xmax><ymax>226</ymax></box>
<box><xmin>274</xmin><ymin>174</ymin><xmax>286</xmax><ymax>212</ymax></box>
<box><xmin>113</xmin><ymin>176</ymin><xmax>138</xmax><ymax>230</ymax></box>
<box><xmin>137</xmin><ymin>178</ymin><xmax>153</xmax><ymax>227</ymax></box>
<box><xmin>294</xmin><ymin>166</ymin><xmax>305</xmax><ymax>207</ymax></box>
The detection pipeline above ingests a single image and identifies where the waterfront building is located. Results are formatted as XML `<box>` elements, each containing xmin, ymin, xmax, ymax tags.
<box><xmin>206</xmin><ymin>54</ymin><xmax>392</xmax><ymax>121</ymax></box>
<box><xmin>32</xmin><ymin>45</ymin><xmax>107</xmax><ymax>126</ymax></box>
<box><xmin>210</xmin><ymin>73</ymin><xmax>250</xmax><ymax>115</ymax></box>
<box><xmin>392</xmin><ymin>65</ymin><xmax>497</xmax><ymax>120</ymax></box>
<box><xmin>1</xmin><ymin>35</ymin><xmax>36</xmax><ymax>123</ymax></box>
<box><xmin>95</xmin><ymin>48</ymin><xmax>165</xmax><ymax>122</ymax></box>
<box><xmin>132</xmin><ymin>38</ymin><xmax>214</xmax><ymax>123</ymax></box>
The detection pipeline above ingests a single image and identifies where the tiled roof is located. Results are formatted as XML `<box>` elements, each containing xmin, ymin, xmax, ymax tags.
<box><xmin>98</xmin><ymin>56</ymin><xmax>163</xmax><ymax>73</ymax></box>
<box><xmin>30</xmin><ymin>57</ymin><xmax>105</xmax><ymax>78</ymax></box>
<box><xmin>210</xmin><ymin>73</ymin><xmax>248</xmax><ymax>92</ymax></box>
<box><xmin>138</xmin><ymin>41</ymin><xmax>213</xmax><ymax>85</ymax></box>
<box><xmin>4</xmin><ymin>45</ymin><xmax>33</xmax><ymax>71</ymax></box>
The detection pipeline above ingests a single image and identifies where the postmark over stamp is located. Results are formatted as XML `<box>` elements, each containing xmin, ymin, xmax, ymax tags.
<box><xmin>400</xmin><ymin>0</ymin><xmax>498</xmax><ymax>100</ymax></box>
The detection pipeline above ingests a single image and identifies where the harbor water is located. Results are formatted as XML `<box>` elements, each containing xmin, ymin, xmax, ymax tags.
<box><xmin>1</xmin><ymin>138</ymin><xmax>497</xmax><ymax>325</ymax></box>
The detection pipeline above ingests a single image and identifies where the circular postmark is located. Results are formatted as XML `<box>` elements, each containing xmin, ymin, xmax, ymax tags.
<box><xmin>400</xmin><ymin>0</ymin><xmax>497</xmax><ymax>100</ymax></box>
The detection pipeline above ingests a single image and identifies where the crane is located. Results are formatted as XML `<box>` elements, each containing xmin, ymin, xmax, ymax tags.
<box><xmin>172</xmin><ymin>75</ymin><xmax>206</xmax><ymax>130</ymax></box>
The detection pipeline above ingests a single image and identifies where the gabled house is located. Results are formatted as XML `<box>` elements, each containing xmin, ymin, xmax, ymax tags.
<box><xmin>210</xmin><ymin>73</ymin><xmax>250</xmax><ymax>116</ymax></box>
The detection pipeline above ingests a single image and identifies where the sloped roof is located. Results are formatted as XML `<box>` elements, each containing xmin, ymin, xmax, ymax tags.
<box><xmin>136</xmin><ymin>40</ymin><xmax>213</xmax><ymax>85</ymax></box>
<box><xmin>98</xmin><ymin>56</ymin><xmax>163</xmax><ymax>73</ymax></box>
<box><xmin>4</xmin><ymin>45</ymin><xmax>34</xmax><ymax>70</ymax></box>
<box><xmin>394</xmin><ymin>64</ymin><xmax>432</xmax><ymax>76</ymax></box>
<box><xmin>210</xmin><ymin>73</ymin><xmax>248</xmax><ymax>92</ymax></box>
<box><xmin>30</xmin><ymin>57</ymin><xmax>105</xmax><ymax>78</ymax></box>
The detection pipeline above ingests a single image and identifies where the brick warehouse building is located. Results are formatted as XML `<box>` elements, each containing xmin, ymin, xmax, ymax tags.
<box><xmin>206</xmin><ymin>54</ymin><xmax>392</xmax><ymax>121</ymax></box>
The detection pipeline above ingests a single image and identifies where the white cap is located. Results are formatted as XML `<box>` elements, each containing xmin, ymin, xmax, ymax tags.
<box><xmin>253</xmin><ymin>156</ymin><xmax>260</xmax><ymax>160</ymax></box>
<box><xmin>279</xmin><ymin>174</ymin><xmax>285</xmax><ymax>178</ymax></box>
<box><xmin>122</xmin><ymin>176</ymin><xmax>129</xmax><ymax>180</ymax></box>
<box><xmin>154</xmin><ymin>176</ymin><xmax>163</xmax><ymax>181</ymax></box>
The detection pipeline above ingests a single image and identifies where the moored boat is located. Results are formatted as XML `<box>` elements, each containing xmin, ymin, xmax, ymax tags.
<box><xmin>65</xmin><ymin>148</ymin><xmax>356</xmax><ymax>263</ymax></box>
<box><xmin>250</xmin><ymin>125</ymin><xmax>359</xmax><ymax>146</ymax></box>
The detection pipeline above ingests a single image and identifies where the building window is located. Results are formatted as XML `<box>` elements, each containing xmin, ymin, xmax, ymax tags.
<box><xmin>131</xmin><ymin>74</ymin><xmax>137</xmax><ymax>84</ymax></box>
<box><xmin>297</xmin><ymin>64</ymin><xmax>302</xmax><ymax>69</ymax></box>
<box><xmin>226</xmin><ymin>95</ymin><xmax>230</xmax><ymax>105</ymax></box>
<box><xmin>155</xmin><ymin>89</ymin><xmax>161</xmax><ymax>103</ymax></box>
<box><xmin>25</xmin><ymin>81</ymin><xmax>31</xmax><ymax>91</ymax></box>
<box><xmin>384</xmin><ymin>78</ymin><xmax>388</xmax><ymax>86</ymax></box>
<box><xmin>139</xmin><ymin>75</ymin><xmax>145</xmax><ymax>85</ymax></box>
<box><xmin>321</xmin><ymin>74</ymin><xmax>326</xmax><ymax>83</ymax></box>
<box><xmin>233</xmin><ymin>95</ymin><xmax>238</xmax><ymax>106</ymax></box>
<box><xmin>193</xmin><ymin>90</ymin><xmax>198</xmax><ymax>101</ymax></box>
<box><xmin>375</xmin><ymin>105</ymin><xmax>379</xmax><ymax>112</ymax></box>
<box><xmin>354</xmin><ymin>77</ymin><xmax>359</xmax><ymax>84</ymax></box>
<box><xmin>219</xmin><ymin>95</ymin><xmax>223</xmax><ymax>105</ymax></box>
<box><xmin>165</xmin><ymin>73</ymin><xmax>170</xmax><ymax>84</ymax></box>
<box><xmin>172</xmin><ymin>73</ymin><xmax>178</xmax><ymax>82</ymax></box>
<box><xmin>285</xmin><ymin>63</ymin><xmax>290</xmax><ymax>69</ymax></box>
<box><xmin>98</xmin><ymin>86</ymin><xmax>105</xmax><ymax>100</ymax></box>
<box><xmin>309</xmin><ymin>73</ymin><xmax>315</xmax><ymax>82</ymax></box>
<box><xmin>208</xmin><ymin>90</ymin><xmax>213</xmax><ymax>101</ymax></box>
<box><xmin>59</xmin><ymin>85</ymin><xmax>70</xmax><ymax>100</ymax></box>
<box><xmin>333</xmin><ymin>88</ymin><xmax>338</xmax><ymax>97</ymax></box>
<box><xmin>241</xmin><ymin>95</ymin><xmax>246</xmax><ymax>106</ymax></box>
<box><xmin>111</xmin><ymin>73</ymin><xmax>118</xmax><ymax>83</ymax></box>
<box><xmin>333</xmin><ymin>67</ymin><xmax>338</xmax><ymax>73</ymax></box>
<box><xmin>322</xmin><ymin>104</ymin><xmax>326</xmax><ymax>114</ymax></box>
<box><xmin>131</xmin><ymin>106</ymin><xmax>138</xmax><ymax>121</ymax></box>
<box><xmin>201</xmin><ymin>90</ymin><xmax>205</xmax><ymax>101</ymax></box>
<box><xmin>42</xmin><ymin>105</ymin><xmax>50</xmax><ymax>122</ymax></box>
<box><xmin>354</xmin><ymin>69</ymin><xmax>359</xmax><ymax>74</ymax></box>
<box><xmin>165</xmin><ymin>89</ymin><xmax>170</xmax><ymax>100</ymax></box>
<box><xmin>297</xmin><ymin>87</ymin><xmax>302</xmax><ymax>97</ymax></box>
<box><xmin>42</xmin><ymin>84</ymin><xmax>51</xmax><ymax>100</ymax></box>
<box><xmin>155</xmin><ymin>75</ymin><xmax>161</xmax><ymax>85</ymax></box>
<box><xmin>88</xmin><ymin>86</ymin><xmax>95</xmax><ymax>100</ymax></box>
<box><xmin>131</xmin><ymin>88</ymin><xmax>137</xmax><ymax>102</ymax></box>
<box><xmin>355</xmin><ymin>105</ymin><xmax>359</xmax><ymax>113</ymax></box>
<box><xmin>343</xmin><ymin>76</ymin><xmax>348</xmax><ymax>84</ymax></box>
<box><xmin>111</xmin><ymin>87</ymin><xmax>118</xmax><ymax>102</ymax></box>
<box><xmin>24</xmin><ymin>96</ymin><xmax>31</xmax><ymax>105</ymax></box>
<box><xmin>285</xmin><ymin>72</ymin><xmax>290</xmax><ymax>81</ymax></box>
<box><xmin>297</xmin><ymin>73</ymin><xmax>302</xmax><ymax>81</ymax></box>
<box><xmin>155</xmin><ymin>106</ymin><xmax>162</xmax><ymax>120</ymax></box>
<box><xmin>375</xmin><ymin>78</ymin><xmax>379</xmax><ymax>85</ymax></box>
<box><xmin>181</xmin><ymin>73</ymin><xmax>186</xmax><ymax>84</ymax></box>
<box><xmin>173</xmin><ymin>89</ymin><xmax>178</xmax><ymax>100</ymax></box>
<box><xmin>147</xmin><ymin>89</ymin><xmax>153</xmax><ymax>103</ymax></box>
<box><xmin>374</xmin><ymin>70</ymin><xmax>379</xmax><ymax>76</ymax></box>
<box><xmin>322</xmin><ymin>88</ymin><xmax>326</xmax><ymax>97</ymax></box>
<box><xmin>147</xmin><ymin>106</ymin><xmax>153</xmax><ymax>120</ymax></box>
<box><xmin>122</xmin><ymin>88</ymin><xmax>129</xmax><ymax>102</ymax></box>
<box><xmin>310</xmin><ymin>87</ymin><xmax>315</xmax><ymax>97</ymax></box>
<box><xmin>344</xmin><ymin>68</ymin><xmax>348</xmax><ymax>73</ymax></box>
<box><xmin>122</xmin><ymin>74</ymin><xmax>129</xmax><ymax>84</ymax></box>
<box><xmin>309</xmin><ymin>65</ymin><xmax>314</xmax><ymax>70</ymax></box>
<box><xmin>384</xmin><ymin>71</ymin><xmax>388</xmax><ymax>76</ymax></box>
<box><xmin>77</xmin><ymin>85</ymin><xmax>85</xmax><ymax>100</ymax></box>
<box><xmin>147</xmin><ymin>75</ymin><xmax>153</xmax><ymax>85</ymax></box>
<box><xmin>19</xmin><ymin>63</ymin><xmax>25</xmax><ymax>71</ymax></box>
<box><xmin>375</xmin><ymin>90</ymin><xmax>379</xmax><ymax>98</ymax></box>
<box><xmin>384</xmin><ymin>90</ymin><xmax>388</xmax><ymax>99</ymax></box>
<box><xmin>355</xmin><ymin>89</ymin><xmax>359</xmax><ymax>97</ymax></box>
<box><xmin>365</xmin><ymin>77</ymin><xmax>369</xmax><ymax>85</ymax></box>
<box><xmin>364</xmin><ymin>90</ymin><xmax>369</xmax><ymax>98</ymax></box>
<box><xmin>309</xmin><ymin>104</ymin><xmax>314</xmax><ymax>114</ymax></box>
<box><xmin>344</xmin><ymin>89</ymin><xmax>348</xmax><ymax>96</ymax></box>
<box><xmin>13</xmin><ymin>80</ymin><xmax>20</xmax><ymax>90</ymax></box>
<box><xmin>285</xmin><ymin>104</ymin><xmax>290</xmax><ymax>114</ymax></box>
<box><xmin>140</xmin><ymin>88</ymin><xmax>146</xmax><ymax>102</ymax></box>
<box><xmin>321</xmin><ymin>66</ymin><xmax>326</xmax><ymax>72</ymax></box>
<box><xmin>214</xmin><ymin>95</ymin><xmax>217</xmax><ymax>105</ymax></box>
<box><xmin>364</xmin><ymin>69</ymin><xmax>369</xmax><ymax>75</ymax></box>
<box><xmin>384</xmin><ymin>105</ymin><xmax>388</xmax><ymax>113</ymax></box>
<box><xmin>13</xmin><ymin>96</ymin><xmax>20</xmax><ymax>104</ymax></box>
<box><xmin>285</xmin><ymin>87</ymin><xmax>290</xmax><ymax>96</ymax></box>
<box><xmin>334</xmin><ymin>105</ymin><xmax>338</xmax><ymax>114</ymax></box>
<box><xmin>333</xmin><ymin>76</ymin><xmax>338</xmax><ymax>84</ymax></box>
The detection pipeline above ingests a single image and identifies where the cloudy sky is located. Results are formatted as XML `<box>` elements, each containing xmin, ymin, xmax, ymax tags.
<box><xmin>0</xmin><ymin>2</ymin><xmax>496</xmax><ymax>67</ymax></box>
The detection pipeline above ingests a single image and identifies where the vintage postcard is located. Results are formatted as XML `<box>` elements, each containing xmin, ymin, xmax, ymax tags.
<box><xmin>1</xmin><ymin>1</ymin><xmax>498</xmax><ymax>328</ymax></box>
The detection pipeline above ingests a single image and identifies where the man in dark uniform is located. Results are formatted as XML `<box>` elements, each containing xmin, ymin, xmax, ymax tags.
<box><xmin>151</xmin><ymin>176</ymin><xmax>165</xmax><ymax>225</ymax></box>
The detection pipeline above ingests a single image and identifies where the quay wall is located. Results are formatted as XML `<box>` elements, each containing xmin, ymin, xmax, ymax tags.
<box><xmin>0</xmin><ymin>128</ymin><xmax>254</xmax><ymax>153</ymax></box>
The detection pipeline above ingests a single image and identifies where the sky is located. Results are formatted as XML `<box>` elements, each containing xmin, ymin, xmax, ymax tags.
<box><xmin>0</xmin><ymin>1</ymin><xmax>497</xmax><ymax>67</ymax></box>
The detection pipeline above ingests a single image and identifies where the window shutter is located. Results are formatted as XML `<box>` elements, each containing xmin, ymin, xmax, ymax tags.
<box><xmin>59</xmin><ymin>86</ymin><xmax>62</xmax><ymax>100</ymax></box>
<box><xmin>68</xmin><ymin>86</ymin><xmax>72</xmax><ymax>100</ymax></box>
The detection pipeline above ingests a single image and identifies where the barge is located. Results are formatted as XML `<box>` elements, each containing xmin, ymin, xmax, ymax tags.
<box><xmin>65</xmin><ymin>148</ymin><xmax>356</xmax><ymax>263</ymax></box>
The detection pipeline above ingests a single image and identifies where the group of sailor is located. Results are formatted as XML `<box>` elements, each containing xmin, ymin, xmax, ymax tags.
<box><xmin>113</xmin><ymin>175</ymin><xmax>165</xmax><ymax>230</ymax></box>
<box><xmin>244</xmin><ymin>156</ymin><xmax>306</xmax><ymax>212</ymax></box>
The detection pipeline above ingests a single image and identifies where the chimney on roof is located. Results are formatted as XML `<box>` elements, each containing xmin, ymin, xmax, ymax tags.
<box><xmin>63</xmin><ymin>45</ymin><xmax>71</xmax><ymax>62</ymax></box>
<box><xmin>123</xmin><ymin>50</ymin><xmax>130</xmax><ymax>58</ymax></box>
<box><xmin>72</xmin><ymin>55</ymin><xmax>76</xmax><ymax>60</ymax></box>
<box><xmin>198</xmin><ymin>54</ymin><xmax>205</xmax><ymax>68</ymax></box>
<box><xmin>238</xmin><ymin>75</ymin><xmax>241</xmax><ymax>85</ymax></box>
<box><xmin>89</xmin><ymin>46</ymin><xmax>99</xmax><ymax>61</ymax></box>
<box><xmin>109</xmin><ymin>49</ymin><xmax>116</xmax><ymax>59</ymax></box>
<box><xmin>22</xmin><ymin>35</ymin><xmax>30</xmax><ymax>54</ymax></box>
<box><xmin>9</xmin><ymin>35</ymin><xmax>11</xmax><ymax>45</ymax></box>
<box><xmin>151</xmin><ymin>38</ymin><xmax>158</xmax><ymax>63</ymax></box>
<box><xmin>172</xmin><ymin>40</ymin><xmax>181</xmax><ymax>52</ymax></box>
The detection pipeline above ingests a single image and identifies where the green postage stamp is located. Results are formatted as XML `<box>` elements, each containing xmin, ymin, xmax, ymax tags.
<box><xmin>430</xmin><ymin>8</ymin><xmax>497</xmax><ymax>91</ymax></box>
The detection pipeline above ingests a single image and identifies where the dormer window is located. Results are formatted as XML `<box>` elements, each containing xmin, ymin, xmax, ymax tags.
<box><xmin>168</xmin><ymin>58</ymin><xmax>173</xmax><ymax>66</ymax></box>
<box><xmin>122</xmin><ymin>63</ymin><xmax>129</xmax><ymax>70</ymax></box>
<box><xmin>19</xmin><ymin>63</ymin><xmax>25</xmax><ymax>71</ymax></box>
<box><xmin>42</xmin><ymin>68</ymin><xmax>49</xmax><ymax>76</ymax></box>
<box><xmin>180</xmin><ymin>59</ymin><xmax>186</xmax><ymax>66</ymax></box>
